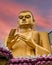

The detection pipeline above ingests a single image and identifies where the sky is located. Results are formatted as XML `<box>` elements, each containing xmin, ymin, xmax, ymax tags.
<box><xmin>0</xmin><ymin>0</ymin><xmax>52</xmax><ymax>41</ymax></box>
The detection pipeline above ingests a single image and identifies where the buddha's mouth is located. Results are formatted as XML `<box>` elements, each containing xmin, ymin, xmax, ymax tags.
<box><xmin>19</xmin><ymin>24</ymin><xmax>33</xmax><ymax>29</ymax></box>
<box><xmin>21</xmin><ymin>22</ymin><xmax>27</xmax><ymax>24</ymax></box>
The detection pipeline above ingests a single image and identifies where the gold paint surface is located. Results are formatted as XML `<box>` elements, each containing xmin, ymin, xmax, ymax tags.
<box><xmin>5</xmin><ymin>11</ymin><xmax>51</xmax><ymax>57</ymax></box>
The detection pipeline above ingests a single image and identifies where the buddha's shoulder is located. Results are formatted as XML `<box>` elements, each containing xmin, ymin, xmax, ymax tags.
<box><xmin>32</xmin><ymin>30</ymin><xmax>48</xmax><ymax>35</ymax></box>
<box><xmin>32</xmin><ymin>30</ymin><xmax>39</xmax><ymax>34</ymax></box>
<box><xmin>37</xmin><ymin>31</ymin><xmax>48</xmax><ymax>35</ymax></box>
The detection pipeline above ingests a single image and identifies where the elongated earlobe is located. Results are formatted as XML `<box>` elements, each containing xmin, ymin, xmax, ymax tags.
<box><xmin>33</xmin><ymin>19</ymin><xmax>35</xmax><ymax>22</ymax></box>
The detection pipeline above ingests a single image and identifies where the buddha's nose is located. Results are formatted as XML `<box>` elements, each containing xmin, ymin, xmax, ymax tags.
<box><xmin>23</xmin><ymin>19</ymin><xmax>25</xmax><ymax>21</ymax></box>
<box><xmin>22</xmin><ymin>18</ymin><xmax>26</xmax><ymax>21</ymax></box>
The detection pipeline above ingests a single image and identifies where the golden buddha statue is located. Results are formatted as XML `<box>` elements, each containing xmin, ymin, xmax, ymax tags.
<box><xmin>5</xmin><ymin>11</ymin><xmax>51</xmax><ymax>58</ymax></box>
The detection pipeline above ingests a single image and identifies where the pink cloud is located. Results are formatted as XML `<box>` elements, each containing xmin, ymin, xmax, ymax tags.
<box><xmin>0</xmin><ymin>19</ymin><xmax>11</xmax><ymax>41</ymax></box>
<box><xmin>0</xmin><ymin>1</ymin><xmax>52</xmax><ymax>41</ymax></box>
<box><xmin>33</xmin><ymin>9</ymin><xmax>52</xmax><ymax>29</ymax></box>
<box><xmin>0</xmin><ymin>1</ymin><xmax>26</xmax><ymax>41</ymax></box>
<box><xmin>0</xmin><ymin>1</ymin><xmax>51</xmax><ymax>30</ymax></box>
<box><xmin>0</xmin><ymin>2</ymin><xmax>21</xmax><ymax>16</ymax></box>
<box><xmin>35</xmin><ymin>16</ymin><xmax>52</xmax><ymax>29</ymax></box>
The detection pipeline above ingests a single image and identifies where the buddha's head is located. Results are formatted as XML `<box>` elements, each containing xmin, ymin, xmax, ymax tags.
<box><xmin>18</xmin><ymin>11</ymin><xmax>35</xmax><ymax>29</ymax></box>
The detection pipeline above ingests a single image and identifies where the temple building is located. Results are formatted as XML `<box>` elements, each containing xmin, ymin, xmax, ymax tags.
<box><xmin>48</xmin><ymin>31</ymin><xmax>52</xmax><ymax>53</ymax></box>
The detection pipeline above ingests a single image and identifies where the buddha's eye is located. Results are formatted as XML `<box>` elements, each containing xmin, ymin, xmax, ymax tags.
<box><xmin>19</xmin><ymin>16</ymin><xmax>23</xmax><ymax>19</ymax></box>
<box><xmin>25</xmin><ymin>15</ymin><xmax>31</xmax><ymax>18</ymax></box>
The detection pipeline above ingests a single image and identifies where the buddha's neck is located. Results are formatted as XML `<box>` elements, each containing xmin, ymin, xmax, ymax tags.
<box><xmin>19</xmin><ymin>28</ymin><xmax>32</xmax><ymax>33</ymax></box>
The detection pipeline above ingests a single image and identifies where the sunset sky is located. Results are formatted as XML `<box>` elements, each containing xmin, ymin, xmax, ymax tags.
<box><xmin>0</xmin><ymin>0</ymin><xmax>52</xmax><ymax>41</ymax></box>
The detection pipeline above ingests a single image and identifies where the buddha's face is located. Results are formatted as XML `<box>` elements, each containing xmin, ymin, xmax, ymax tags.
<box><xmin>18</xmin><ymin>11</ymin><xmax>34</xmax><ymax>28</ymax></box>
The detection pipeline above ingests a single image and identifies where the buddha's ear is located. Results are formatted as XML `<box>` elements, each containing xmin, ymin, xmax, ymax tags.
<box><xmin>31</xmin><ymin>19</ymin><xmax>35</xmax><ymax>25</ymax></box>
<box><xmin>32</xmin><ymin>19</ymin><xmax>36</xmax><ymax>27</ymax></box>
<box><xmin>33</xmin><ymin>18</ymin><xmax>35</xmax><ymax>22</ymax></box>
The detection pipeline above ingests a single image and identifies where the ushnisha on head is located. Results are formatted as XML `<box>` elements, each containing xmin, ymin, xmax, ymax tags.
<box><xmin>18</xmin><ymin>11</ymin><xmax>35</xmax><ymax>29</ymax></box>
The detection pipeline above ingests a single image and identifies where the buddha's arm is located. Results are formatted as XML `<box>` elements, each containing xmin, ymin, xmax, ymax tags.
<box><xmin>36</xmin><ymin>44</ymin><xmax>50</xmax><ymax>55</ymax></box>
<box><xmin>6</xmin><ymin>34</ymin><xmax>20</xmax><ymax>50</ymax></box>
<box><xmin>30</xmin><ymin>38</ymin><xmax>51</xmax><ymax>55</ymax></box>
<box><xmin>39</xmin><ymin>32</ymin><xmax>51</xmax><ymax>52</ymax></box>
<box><xmin>5</xmin><ymin>29</ymin><xmax>19</xmax><ymax>50</ymax></box>
<box><xmin>35</xmin><ymin>32</ymin><xmax>51</xmax><ymax>55</ymax></box>
<box><xmin>12</xmin><ymin>32</ymin><xmax>38</xmax><ymax>49</ymax></box>
<box><xmin>27</xmin><ymin>31</ymin><xmax>51</xmax><ymax>55</ymax></box>
<box><xmin>12</xmin><ymin>31</ymin><xmax>39</xmax><ymax>49</ymax></box>
<box><xmin>4</xmin><ymin>36</ymin><xmax>12</xmax><ymax>50</ymax></box>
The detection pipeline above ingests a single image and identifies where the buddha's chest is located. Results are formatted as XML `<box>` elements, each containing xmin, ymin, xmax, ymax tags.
<box><xmin>19</xmin><ymin>31</ymin><xmax>33</xmax><ymax>40</ymax></box>
<box><xmin>15</xmin><ymin>32</ymin><xmax>32</xmax><ymax>46</ymax></box>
